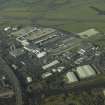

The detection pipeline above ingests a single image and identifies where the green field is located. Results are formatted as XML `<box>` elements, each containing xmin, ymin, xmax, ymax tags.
<box><xmin>1</xmin><ymin>0</ymin><xmax>105</xmax><ymax>32</ymax></box>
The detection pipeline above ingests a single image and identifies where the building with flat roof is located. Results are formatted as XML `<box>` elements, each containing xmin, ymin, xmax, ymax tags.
<box><xmin>42</xmin><ymin>60</ymin><xmax>59</xmax><ymax>70</ymax></box>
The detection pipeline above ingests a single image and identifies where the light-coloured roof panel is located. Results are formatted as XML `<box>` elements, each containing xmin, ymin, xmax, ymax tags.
<box><xmin>42</xmin><ymin>60</ymin><xmax>59</xmax><ymax>70</ymax></box>
<box><xmin>78</xmin><ymin>28</ymin><xmax>100</xmax><ymax>38</ymax></box>
<box><xmin>66</xmin><ymin>72</ymin><xmax>78</xmax><ymax>83</ymax></box>
<box><xmin>76</xmin><ymin>65</ymin><xmax>96</xmax><ymax>79</ymax></box>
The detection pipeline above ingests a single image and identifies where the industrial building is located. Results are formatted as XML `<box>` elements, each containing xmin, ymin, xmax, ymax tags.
<box><xmin>66</xmin><ymin>72</ymin><xmax>78</xmax><ymax>83</ymax></box>
<box><xmin>76</xmin><ymin>65</ymin><xmax>96</xmax><ymax>79</ymax></box>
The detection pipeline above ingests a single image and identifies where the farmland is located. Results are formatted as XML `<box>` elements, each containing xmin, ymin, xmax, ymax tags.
<box><xmin>0</xmin><ymin>0</ymin><xmax>105</xmax><ymax>32</ymax></box>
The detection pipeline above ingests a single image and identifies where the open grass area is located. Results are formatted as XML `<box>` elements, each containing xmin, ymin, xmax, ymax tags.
<box><xmin>1</xmin><ymin>0</ymin><xmax>105</xmax><ymax>32</ymax></box>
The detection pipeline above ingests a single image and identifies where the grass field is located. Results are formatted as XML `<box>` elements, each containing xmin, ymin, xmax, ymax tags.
<box><xmin>1</xmin><ymin>0</ymin><xmax>105</xmax><ymax>32</ymax></box>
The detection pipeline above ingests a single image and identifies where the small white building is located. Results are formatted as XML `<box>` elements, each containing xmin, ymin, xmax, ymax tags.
<box><xmin>41</xmin><ymin>72</ymin><xmax>52</xmax><ymax>79</ymax></box>
<box><xmin>4</xmin><ymin>27</ymin><xmax>11</xmax><ymax>31</ymax></box>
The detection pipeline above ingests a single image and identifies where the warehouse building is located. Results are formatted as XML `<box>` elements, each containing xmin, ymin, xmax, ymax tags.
<box><xmin>66</xmin><ymin>72</ymin><xmax>78</xmax><ymax>83</ymax></box>
<box><xmin>42</xmin><ymin>60</ymin><xmax>60</xmax><ymax>70</ymax></box>
<box><xmin>76</xmin><ymin>65</ymin><xmax>96</xmax><ymax>79</ymax></box>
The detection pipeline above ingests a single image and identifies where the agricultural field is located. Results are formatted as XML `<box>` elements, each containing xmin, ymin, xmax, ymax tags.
<box><xmin>0</xmin><ymin>0</ymin><xmax>105</xmax><ymax>32</ymax></box>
